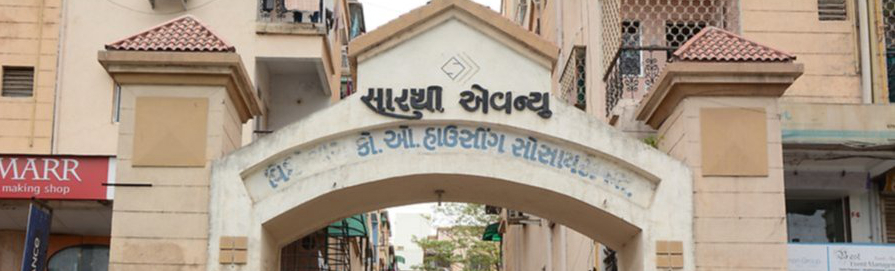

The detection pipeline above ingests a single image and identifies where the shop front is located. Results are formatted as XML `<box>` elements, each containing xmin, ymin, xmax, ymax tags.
<box><xmin>0</xmin><ymin>155</ymin><xmax>115</xmax><ymax>271</ymax></box>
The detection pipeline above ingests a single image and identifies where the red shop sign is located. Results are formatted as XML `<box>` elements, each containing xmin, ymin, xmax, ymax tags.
<box><xmin>0</xmin><ymin>155</ymin><xmax>114</xmax><ymax>200</ymax></box>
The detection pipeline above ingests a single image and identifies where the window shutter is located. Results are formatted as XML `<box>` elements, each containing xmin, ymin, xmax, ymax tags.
<box><xmin>818</xmin><ymin>0</ymin><xmax>847</xmax><ymax>21</ymax></box>
<box><xmin>885</xmin><ymin>195</ymin><xmax>895</xmax><ymax>243</ymax></box>
<box><xmin>2</xmin><ymin>66</ymin><xmax>34</xmax><ymax>97</ymax></box>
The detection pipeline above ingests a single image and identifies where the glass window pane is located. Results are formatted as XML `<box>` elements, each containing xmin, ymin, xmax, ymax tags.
<box><xmin>48</xmin><ymin>245</ymin><xmax>109</xmax><ymax>271</ymax></box>
<box><xmin>786</xmin><ymin>199</ymin><xmax>849</xmax><ymax>243</ymax></box>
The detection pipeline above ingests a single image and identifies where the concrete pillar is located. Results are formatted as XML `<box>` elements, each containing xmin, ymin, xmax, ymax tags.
<box><xmin>98</xmin><ymin>51</ymin><xmax>261</xmax><ymax>271</ymax></box>
<box><xmin>637</xmin><ymin>62</ymin><xmax>802</xmax><ymax>270</ymax></box>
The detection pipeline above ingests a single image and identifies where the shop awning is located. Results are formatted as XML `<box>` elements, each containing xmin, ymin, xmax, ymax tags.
<box><xmin>395</xmin><ymin>255</ymin><xmax>406</xmax><ymax>264</ymax></box>
<box><xmin>327</xmin><ymin>214</ymin><xmax>367</xmax><ymax>237</ymax></box>
<box><xmin>482</xmin><ymin>222</ymin><xmax>501</xmax><ymax>241</ymax></box>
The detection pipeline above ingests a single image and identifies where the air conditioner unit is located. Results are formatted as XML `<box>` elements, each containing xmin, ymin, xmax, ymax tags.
<box><xmin>149</xmin><ymin>0</ymin><xmax>187</xmax><ymax>11</ymax></box>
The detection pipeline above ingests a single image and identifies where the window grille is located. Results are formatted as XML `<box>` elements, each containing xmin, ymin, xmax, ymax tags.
<box><xmin>885</xmin><ymin>195</ymin><xmax>895</xmax><ymax>243</ymax></box>
<box><xmin>2</xmin><ymin>66</ymin><xmax>34</xmax><ymax>98</ymax></box>
<box><xmin>559</xmin><ymin>47</ymin><xmax>586</xmax><ymax>110</ymax></box>
<box><xmin>601</xmin><ymin>0</ymin><xmax>738</xmax><ymax>117</ymax></box>
<box><xmin>883</xmin><ymin>0</ymin><xmax>895</xmax><ymax>102</ymax></box>
<box><xmin>602</xmin><ymin>0</ymin><xmax>737</xmax><ymax>70</ymax></box>
<box><xmin>665</xmin><ymin>21</ymin><xmax>707</xmax><ymax>58</ymax></box>
<box><xmin>818</xmin><ymin>0</ymin><xmax>847</xmax><ymax>21</ymax></box>
<box><xmin>620</xmin><ymin>21</ymin><xmax>641</xmax><ymax>76</ymax></box>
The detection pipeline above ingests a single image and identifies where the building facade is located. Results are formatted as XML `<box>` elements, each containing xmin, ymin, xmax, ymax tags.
<box><xmin>0</xmin><ymin>0</ymin><xmax>893</xmax><ymax>271</ymax></box>
<box><xmin>497</xmin><ymin>0</ymin><xmax>895</xmax><ymax>270</ymax></box>
<box><xmin>0</xmin><ymin>0</ymin><xmax>389</xmax><ymax>270</ymax></box>
<box><xmin>390</xmin><ymin>213</ymin><xmax>432</xmax><ymax>271</ymax></box>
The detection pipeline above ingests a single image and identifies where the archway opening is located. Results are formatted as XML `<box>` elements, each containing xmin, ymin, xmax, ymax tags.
<box><xmin>260</xmin><ymin>174</ymin><xmax>645</xmax><ymax>271</ymax></box>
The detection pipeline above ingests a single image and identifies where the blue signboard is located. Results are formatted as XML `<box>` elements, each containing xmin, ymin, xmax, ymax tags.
<box><xmin>20</xmin><ymin>204</ymin><xmax>52</xmax><ymax>271</ymax></box>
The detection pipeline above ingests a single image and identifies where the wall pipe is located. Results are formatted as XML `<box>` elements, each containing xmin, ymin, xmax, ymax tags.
<box><xmin>859</xmin><ymin>0</ymin><xmax>873</xmax><ymax>104</ymax></box>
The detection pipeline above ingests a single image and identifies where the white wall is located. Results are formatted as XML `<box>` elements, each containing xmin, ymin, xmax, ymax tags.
<box><xmin>266</xmin><ymin>72</ymin><xmax>331</xmax><ymax>131</ymax></box>
<box><xmin>391</xmin><ymin>213</ymin><xmax>432</xmax><ymax>270</ymax></box>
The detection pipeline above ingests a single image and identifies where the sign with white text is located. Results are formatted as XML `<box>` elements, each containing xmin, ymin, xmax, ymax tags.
<box><xmin>0</xmin><ymin>155</ymin><xmax>114</xmax><ymax>200</ymax></box>
<box><xmin>789</xmin><ymin>243</ymin><xmax>895</xmax><ymax>271</ymax></box>
<box><xmin>20</xmin><ymin>204</ymin><xmax>51</xmax><ymax>271</ymax></box>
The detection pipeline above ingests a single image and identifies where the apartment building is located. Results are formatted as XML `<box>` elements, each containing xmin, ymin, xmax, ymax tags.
<box><xmin>498</xmin><ymin>0</ymin><xmax>895</xmax><ymax>270</ymax></box>
<box><xmin>1</xmin><ymin>0</ymin><xmax>892</xmax><ymax>270</ymax></box>
<box><xmin>0</xmin><ymin>0</ymin><xmax>385</xmax><ymax>270</ymax></box>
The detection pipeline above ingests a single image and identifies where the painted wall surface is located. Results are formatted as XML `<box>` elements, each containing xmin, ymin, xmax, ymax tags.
<box><xmin>265</xmin><ymin>72</ymin><xmax>331</xmax><ymax>131</ymax></box>
<box><xmin>780</xmin><ymin>102</ymin><xmax>895</xmax><ymax>145</ymax></box>
<box><xmin>108</xmin><ymin>84</ymin><xmax>240</xmax><ymax>271</ymax></box>
<box><xmin>53</xmin><ymin>0</ymin><xmax>348</xmax><ymax>155</ymax></box>
<box><xmin>357</xmin><ymin>19</ymin><xmax>551</xmax><ymax>98</ymax></box>
<box><xmin>740</xmin><ymin>0</ymin><xmax>861</xmax><ymax>104</ymax></box>
<box><xmin>390</xmin><ymin>213</ymin><xmax>431</xmax><ymax>270</ymax></box>
<box><xmin>0</xmin><ymin>0</ymin><xmax>61</xmax><ymax>154</ymax></box>
<box><xmin>501</xmin><ymin>218</ymin><xmax>597</xmax><ymax>271</ymax></box>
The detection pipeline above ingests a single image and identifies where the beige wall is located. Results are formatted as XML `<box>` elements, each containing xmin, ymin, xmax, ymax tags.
<box><xmin>109</xmin><ymin>84</ymin><xmax>241</xmax><ymax>271</ymax></box>
<box><xmin>740</xmin><ymin>0</ymin><xmax>862</xmax><ymax>104</ymax></box>
<box><xmin>53</xmin><ymin>0</ymin><xmax>349</xmax><ymax>155</ymax></box>
<box><xmin>0</xmin><ymin>0</ymin><xmax>61</xmax><ymax>154</ymax></box>
<box><xmin>501</xmin><ymin>218</ymin><xmax>597</xmax><ymax>271</ymax></box>
<box><xmin>505</xmin><ymin>0</ymin><xmax>868</xmax><ymax>113</ymax></box>
<box><xmin>658</xmin><ymin>96</ymin><xmax>788</xmax><ymax>270</ymax></box>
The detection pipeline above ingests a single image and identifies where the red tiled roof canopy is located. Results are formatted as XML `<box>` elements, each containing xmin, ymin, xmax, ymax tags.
<box><xmin>672</xmin><ymin>27</ymin><xmax>794</xmax><ymax>62</ymax></box>
<box><xmin>106</xmin><ymin>15</ymin><xmax>235</xmax><ymax>53</ymax></box>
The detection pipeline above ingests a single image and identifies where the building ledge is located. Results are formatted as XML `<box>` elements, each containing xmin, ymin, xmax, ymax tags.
<box><xmin>97</xmin><ymin>50</ymin><xmax>264</xmax><ymax>122</ymax></box>
<box><xmin>256</xmin><ymin>22</ymin><xmax>326</xmax><ymax>35</ymax></box>
<box><xmin>635</xmin><ymin>62</ymin><xmax>803</xmax><ymax>129</ymax></box>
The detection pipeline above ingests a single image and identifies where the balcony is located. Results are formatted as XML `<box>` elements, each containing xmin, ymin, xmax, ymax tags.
<box><xmin>600</xmin><ymin>0</ymin><xmax>739</xmax><ymax>118</ymax></box>
<box><xmin>254</xmin><ymin>0</ymin><xmax>359</xmax><ymax>133</ymax></box>
<box><xmin>258</xmin><ymin>0</ymin><xmax>332</xmax><ymax>32</ymax></box>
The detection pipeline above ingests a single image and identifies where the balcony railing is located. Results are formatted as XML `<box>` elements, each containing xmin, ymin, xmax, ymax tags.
<box><xmin>599</xmin><ymin>0</ymin><xmax>739</xmax><ymax>117</ymax></box>
<box><xmin>603</xmin><ymin>46</ymin><xmax>674</xmax><ymax>117</ymax></box>
<box><xmin>259</xmin><ymin>0</ymin><xmax>333</xmax><ymax>27</ymax></box>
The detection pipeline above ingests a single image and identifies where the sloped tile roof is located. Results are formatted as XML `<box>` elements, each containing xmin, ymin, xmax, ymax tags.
<box><xmin>106</xmin><ymin>15</ymin><xmax>235</xmax><ymax>52</ymax></box>
<box><xmin>672</xmin><ymin>26</ymin><xmax>794</xmax><ymax>62</ymax></box>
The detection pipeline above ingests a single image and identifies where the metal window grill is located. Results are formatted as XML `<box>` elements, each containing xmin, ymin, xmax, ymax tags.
<box><xmin>818</xmin><ymin>0</ymin><xmax>847</xmax><ymax>21</ymax></box>
<box><xmin>559</xmin><ymin>47</ymin><xmax>586</xmax><ymax>110</ymax></box>
<box><xmin>884</xmin><ymin>0</ymin><xmax>895</xmax><ymax>102</ymax></box>
<box><xmin>2</xmin><ymin>66</ymin><xmax>34</xmax><ymax>98</ymax></box>
<box><xmin>601</xmin><ymin>0</ymin><xmax>739</xmax><ymax>117</ymax></box>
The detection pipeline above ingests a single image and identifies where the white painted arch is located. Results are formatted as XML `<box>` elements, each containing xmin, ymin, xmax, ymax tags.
<box><xmin>208</xmin><ymin>3</ymin><xmax>693</xmax><ymax>270</ymax></box>
<box><xmin>207</xmin><ymin>92</ymin><xmax>694</xmax><ymax>271</ymax></box>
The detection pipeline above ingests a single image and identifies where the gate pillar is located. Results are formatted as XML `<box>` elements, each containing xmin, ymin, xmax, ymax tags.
<box><xmin>638</xmin><ymin>58</ymin><xmax>802</xmax><ymax>270</ymax></box>
<box><xmin>98</xmin><ymin>49</ymin><xmax>261</xmax><ymax>271</ymax></box>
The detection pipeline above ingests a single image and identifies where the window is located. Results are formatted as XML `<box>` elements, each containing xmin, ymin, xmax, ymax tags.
<box><xmin>665</xmin><ymin>21</ymin><xmax>706</xmax><ymax>58</ymax></box>
<box><xmin>515</xmin><ymin>0</ymin><xmax>527</xmax><ymax>25</ymax></box>
<box><xmin>883</xmin><ymin>0</ymin><xmax>895</xmax><ymax>102</ymax></box>
<box><xmin>2</xmin><ymin>66</ymin><xmax>34</xmax><ymax>97</ymax></box>
<box><xmin>559</xmin><ymin>47</ymin><xmax>586</xmax><ymax>110</ymax></box>
<box><xmin>112</xmin><ymin>84</ymin><xmax>121</xmax><ymax>123</ymax></box>
<box><xmin>620</xmin><ymin>21</ymin><xmax>641</xmax><ymax>76</ymax></box>
<box><xmin>818</xmin><ymin>0</ymin><xmax>847</xmax><ymax>21</ymax></box>
<box><xmin>786</xmin><ymin>198</ymin><xmax>851</xmax><ymax>243</ymax></box>
<box><xmin>884</xmin><ymin>195</ymin><xmax>895</xmax><ymax>243</ymax></box>
<box><xmin>48</xmin><ymin>245</ymin><xmax>110</xmax><ymax>271</ymax></box>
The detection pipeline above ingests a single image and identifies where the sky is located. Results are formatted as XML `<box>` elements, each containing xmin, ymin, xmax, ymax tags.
<box><xmin>360</xmin><ymin>0</ymin><xmax>501</xmax><ymax>30</ymax></box>
<box><xmin>359</xmin><ymin>0</ymin><xmax>502</xmax><ymax>220</ymax></box>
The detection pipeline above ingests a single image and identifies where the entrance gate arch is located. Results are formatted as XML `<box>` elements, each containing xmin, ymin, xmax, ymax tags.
<box><xmin>208</xmin><ymin>96</ymin><xmax>693</xmax><ymax>271</ymax></box>
<box><xmin>207</xmin><ymin>1</ymin><xmax>694</xmax><ymax>270</ymax></box>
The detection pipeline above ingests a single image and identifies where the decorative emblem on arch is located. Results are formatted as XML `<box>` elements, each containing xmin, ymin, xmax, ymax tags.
<box><xmin>441</xmin><ymin>53</ymin><xmax>480</xmax><ymax>83</ymax></box>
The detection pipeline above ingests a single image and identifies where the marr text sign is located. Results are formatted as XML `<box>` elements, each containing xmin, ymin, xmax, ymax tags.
<box><xmin>0</xmin><ymin>155</ymin><xmax>113</xmax><ymax>200</ymax></box>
